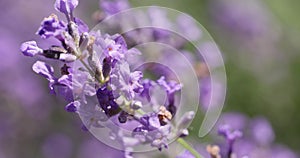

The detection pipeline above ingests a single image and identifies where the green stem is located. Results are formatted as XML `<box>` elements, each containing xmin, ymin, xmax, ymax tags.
<box><xmin>177</xmin><ymin>138</ymin><xmax>203</xmax><ymax>158</ymax></box>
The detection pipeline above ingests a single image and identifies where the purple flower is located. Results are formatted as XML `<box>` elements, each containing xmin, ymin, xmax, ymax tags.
<box><xmin>64</xmin><ymin>101</ymin><xmax>80</xmax><ymax>112</ymax></box>
<box><xmin>139</xmin><ymin>114</ymin><xmax>161</xmax><ymax>130</ymax></box>
<box><xmin>157</xmin><ymin>76</ymin><xmax>182</xmax><ymax>115</ymax></box>
<box><xmin>112</xmin><ymin>34</ymin><xmax>127</xmax><ymax>52</ymax></box>
<box><xmin>157</xmin><ymin>76</ymin><xmax>182</xmax><ymax>97</ymax></box>
<box><xmin>133</xmin><ymin>113</ymin><xmax>171</xmax><ymax>150</ymax></box>
<box><xmin>98</xmin><ymin>34</ymin><xmax>128</xmax><ymax>60</ymax></box>
<box><xmin>140</xmin><ymin>79</ymin><xmax>155</xmax><ymax>102</ymax></box>
<box><xmin>100</xmin><ymin>0</ymin><xmax>130</xmax><ymax>15</ymax></box>
<box><xmin>32</xmin><ymin>61</ymin><xmax>56</xmax><ymax>92</ymax></box>
<box><xmin>96</xmin><ymin>87</ymin><xmax>121</xmax><ymax>117</ymax></box>
<box><xmin>130</xmin><ymin>71</ymin><xmax>144</xmax><ymax>91</ymax></box>
<box><xmin>32</xmin><ymin>61</ymin><xmax>94</xmax><ymax>102</ymax></box>
<box><xmin>36</xmin><ymin>14</ymin><xmax>66</xmax><ymax>39</ymax></box>
<box><xmin>20</xmin><ymin>41</ymin><xmax>43</xmax><ymax>57</ymax></box>
<box><xmin>54</xmin><ymin>0</ymin><xmax>78</xmax><ymax>15</ymax></box>
<box><xmin>110</xmin><ymin>61</ymin><xmax>143</xmax><ymax>100</ymax></box>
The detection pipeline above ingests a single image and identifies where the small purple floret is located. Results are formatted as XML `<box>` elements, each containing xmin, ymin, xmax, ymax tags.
<box><xmin>36</xmin><ymin>14</ymin><xmax>66</xmax><ymax>39</ymax></box>
<box><xmin>65</xmin><ymin>101</ymin><xmax>80</xmax><ymax>112</ymax></box>
<box><xmin>20</xmin><ymin>41</ymin><xmax>43</xmax><ymax>57</ymax></box>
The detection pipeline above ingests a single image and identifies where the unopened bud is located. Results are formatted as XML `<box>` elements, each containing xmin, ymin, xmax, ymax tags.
<box><xmin>131</xmin><ymin>101</ymin><xmax>142</xmax><ymax>110</ymax></box>
<box><xmin>59</xmin><ymin>53</ymin><xmax>77</xmax><ymax>62</ymax></box>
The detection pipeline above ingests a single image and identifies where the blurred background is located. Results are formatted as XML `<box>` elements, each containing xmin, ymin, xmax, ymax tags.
<box><xmin>0</xmin><ymin>0</ymin><xmax>299</xmax><ymax>157</ymax></box>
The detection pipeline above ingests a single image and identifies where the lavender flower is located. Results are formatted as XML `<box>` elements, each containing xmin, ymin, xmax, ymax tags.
<box><xmin>20</xmin><ymin>41</ymin><xmax>43</xmax><ymax>57</ymax></box>
<box><xmin>19</xmin><ymin>1</ymin><xmax>283</xmax><ymax>157</ymax></box>
<box><xmin>36</xmin><ymin>14</ymin><xmax>66</xmax><ymax>39</ymax></box>
<box><xmin>110</xmin><ymin>61</ymin><xmax>143</xmax><ymax>100</ymax></box>
<box><xmin>96</xmin><ymin>87</ymin><xmax>121</xmax><ymax>117</ymax></box>
<box><xmin>98</xmin><ymin>34</ymin><xmax>128</xmax><ymax>61</ymax></box>
<box><xmin>32</xmin><ymin>61</ymin><xmax>56</xmax><ymax>92</ymax></box>
<box><xmin>157</xmin><ymin>76</ymin><xmax>182</xmax><ymax>100</ymax></box>
<box><xmin>157</xmin><ymin>76</ymin><xmax>182</xmax><ymax>115</ymax></box>
<box><xmin>139</xmin><ymin>79</ymin><xmax>155</xmax><ymax>102</ymax></box>
<box><xmin>133</xmin><ymin>112</ymin><xmax>171</xmax><ymax>150</ymax></box>
<box><xmin>65</xmin><ymin>100</ymin><xmax>80</xmax><ymax>112</ymax></box>
<box><xmin>32</xmin><ymin>60</ymin><xmax>93</xmax><ymax>104</ymax></box>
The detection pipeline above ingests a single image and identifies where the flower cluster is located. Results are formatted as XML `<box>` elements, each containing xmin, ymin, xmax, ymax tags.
<box><xmin>20</xmin><ymin>0</ymin><xmax>195</xmax><ymax>156</ymax></box>
<box><xmin>20</xmin><ymin>1</ymin><xmax>298</xmax><ymax>158</ymax></box>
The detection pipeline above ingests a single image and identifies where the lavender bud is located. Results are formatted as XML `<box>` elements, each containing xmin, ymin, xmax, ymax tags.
<box><xmin>130</xmin><ymin>101</ymin><xmax>142</xmax><ymax>110</ymax></box>
<box><xmin>179</xmin><ymin>129</ymin><xmax>189</xmax><ymax>137</ymax></box>
<box><xmin>59</xmin><ymin>53</ymin><xmax>77</xmax><ymax>62</ymax></box>
<box><xmin>177</xmin><ymin>111</ymin><xmax>195</xmax><ymax>130</ymax></box>
<box><xmin>20</xmin><ymin>41</ymin><xmax>43</xmax><ymax>57</ymax></box>
<box><xmin>54</xmin><ymin>0</ymin><xmax>78</xmax><ymax>15</ymax></box>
